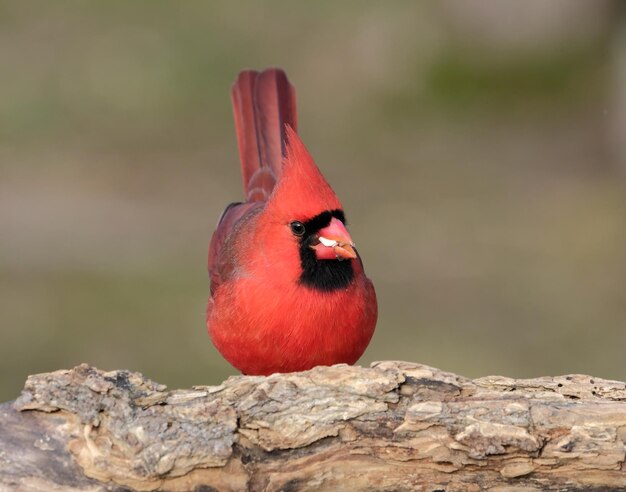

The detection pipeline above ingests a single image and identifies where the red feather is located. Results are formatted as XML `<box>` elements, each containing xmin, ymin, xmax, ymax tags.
<box><xmin>207</xmin><ymin>68</ymin><xmax>377</xmax><ymax>375</ymax></box>
<box><xmin>231</xmin><ymin>69</ymin><xmax>296</xmax><ymax>201</ymax></box>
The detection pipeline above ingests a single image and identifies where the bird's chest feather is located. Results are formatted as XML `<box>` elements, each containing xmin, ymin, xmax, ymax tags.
<box><xmin>208</xmin><ymin>269</ymin><xmax>375</xmax><ymax>375</ymax></box>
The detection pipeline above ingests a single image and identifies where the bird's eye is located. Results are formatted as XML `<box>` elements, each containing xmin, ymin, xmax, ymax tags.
<box><xmin>290</xmin><ymin>221</ymin><xmax>306</xmax><ymax>236</ymax></box>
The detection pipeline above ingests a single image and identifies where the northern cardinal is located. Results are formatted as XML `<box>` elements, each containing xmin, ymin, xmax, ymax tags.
<box><xmin>207</xmin><ymin>68</ymin><xmax>377</xmax><ymax>375</ymax></box>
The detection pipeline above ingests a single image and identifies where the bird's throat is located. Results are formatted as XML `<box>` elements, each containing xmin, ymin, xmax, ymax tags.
<box><xmin>298</xmin><ymin>250</ymin><xmax>355</xmax><ymax>291</ymax></box>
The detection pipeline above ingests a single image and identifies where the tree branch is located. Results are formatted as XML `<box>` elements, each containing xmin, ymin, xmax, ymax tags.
<box><xmin>2</xmin><ymin>362</ymin><xmax>626</xmax><ymax>491</ymax></box>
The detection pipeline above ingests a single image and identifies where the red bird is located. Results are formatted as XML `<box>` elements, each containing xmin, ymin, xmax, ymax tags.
<box><xmin>207</xmin><ymin>68</ymin><xmax>377</xmax><ymax>375</ymax></box>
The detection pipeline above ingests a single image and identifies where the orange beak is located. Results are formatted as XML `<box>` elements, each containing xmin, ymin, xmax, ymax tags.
<box><xmin>311</xmin><ymin>217</ymin><xmax>357</xmax><ymax>261</ymax></box>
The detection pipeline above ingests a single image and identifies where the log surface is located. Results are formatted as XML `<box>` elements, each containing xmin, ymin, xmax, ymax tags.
<box><xmin>2</xmin><ymin>362</ymin><xmax>626</xmax><ymax>491</ymax></box>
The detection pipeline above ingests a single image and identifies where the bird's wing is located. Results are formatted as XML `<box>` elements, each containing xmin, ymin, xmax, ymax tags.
<box><xmin>208</xmin><ymin>201</ymin><xmax>263</xmax><ymax>295</ymax></box>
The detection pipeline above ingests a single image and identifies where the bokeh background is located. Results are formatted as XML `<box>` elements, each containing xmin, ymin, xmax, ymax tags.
<box><xmin>2</xmin><ymin>1</ymin><xmax>625</xmax><ymax>401</ymax></box>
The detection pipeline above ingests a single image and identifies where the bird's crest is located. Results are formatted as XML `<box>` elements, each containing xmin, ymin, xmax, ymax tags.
<box><xmin>264</xmin><ymin>126</ymin><xmax>343</xmax><ymax>221</ymax></box>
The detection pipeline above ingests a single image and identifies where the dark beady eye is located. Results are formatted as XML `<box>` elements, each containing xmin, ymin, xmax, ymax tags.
<box><xmin>290</xmin><ymin>221</ymin><xmax>306</xmax><ymax>237</ymax></box>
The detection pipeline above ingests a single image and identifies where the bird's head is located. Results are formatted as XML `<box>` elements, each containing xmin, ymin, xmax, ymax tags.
<box><xmin>258</xmin><ymin>127</ymin><xmax>358</xmax><ymax>291</ymax></box>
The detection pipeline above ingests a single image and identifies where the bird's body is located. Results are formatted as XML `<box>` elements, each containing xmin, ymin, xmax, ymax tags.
<box><xmin>207</xmin><ymin>68</ymin><xmax>377</xmax><ymax>375</ymax></box>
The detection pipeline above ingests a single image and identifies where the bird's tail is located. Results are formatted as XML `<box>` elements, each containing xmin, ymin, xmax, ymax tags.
<box><xmin>231</xmin><ymin>68</ymin><xmax>298</xmax><ymax>202</ymax></box>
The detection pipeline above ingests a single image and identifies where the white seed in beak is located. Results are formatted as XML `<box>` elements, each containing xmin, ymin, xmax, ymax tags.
<box><xmin>318</xmin><ymin>236</ymin><xmax>338</xmax><ymax>247</ymax></box>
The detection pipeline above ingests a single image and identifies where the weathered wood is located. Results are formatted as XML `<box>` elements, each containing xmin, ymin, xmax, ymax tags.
<box><xmin>1</xmin><ymin>362</ymin><xmax>626</xmax><ymax>491</ymax></box>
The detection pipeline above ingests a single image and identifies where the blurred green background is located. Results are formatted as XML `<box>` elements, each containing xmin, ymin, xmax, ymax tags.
<box><xmin>2</xmin><ymin>1</ymin><xmax>626</xmax><ymax>401</ymax></box>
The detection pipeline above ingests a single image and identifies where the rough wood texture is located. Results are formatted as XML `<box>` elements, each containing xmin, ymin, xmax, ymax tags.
<box><xmin>2</xmin><ymin>362</ymin><xmax>626</xmax><ymax>491</ymax></box>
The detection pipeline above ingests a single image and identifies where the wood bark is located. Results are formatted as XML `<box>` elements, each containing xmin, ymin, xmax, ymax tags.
<box><xmin>1</xmin><ymin>362</ymin><xmax>626</xmax><ymax>491</ymax></box>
